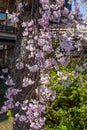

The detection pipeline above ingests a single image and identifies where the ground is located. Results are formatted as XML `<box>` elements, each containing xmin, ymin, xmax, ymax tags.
<box><xmin>0</xmin><ymin>119</ymin><xmax>12</xmax><ymax>130</ymax></box>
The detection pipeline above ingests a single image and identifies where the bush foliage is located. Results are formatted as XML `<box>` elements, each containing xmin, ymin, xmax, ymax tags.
<box><xmin>45</xmin><ymin>60</ymin><xmax>87</xmax><ymax>130</ymax></box>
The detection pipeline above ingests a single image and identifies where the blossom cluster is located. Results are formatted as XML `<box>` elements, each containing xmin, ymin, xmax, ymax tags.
<box><xmin>5</xmin><ymin>76</ymin><xmax>15</xmax><ymax>86</ymax></box>
<box><xmin>13</xmin><ymin>99</ymin><xmax>46</xmax><ymax>130</ymax></box>
<box><xmin>0</xmin><ymin>88</ymin><xmax>22</xmax><ymax>113</ymax></box>
<box><xmin>1</xmin><ymin>0</ymin><xmax>86</xmax><ymax>130</ymax></box>
<box><xmin>7</xmin><ymin>12</ymin><xmax>19</xmax><ymax>24</ymax></box>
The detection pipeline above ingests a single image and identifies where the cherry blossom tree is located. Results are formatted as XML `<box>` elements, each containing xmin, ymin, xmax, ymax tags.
<box><xmin>0</xmin><ymin>0</ymin><xmax>87</xmax><ymax>130</ymax></box>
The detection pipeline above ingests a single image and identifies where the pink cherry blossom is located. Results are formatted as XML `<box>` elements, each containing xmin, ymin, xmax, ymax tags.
<box><xmin>28</xmin><ymin>20</ymin><xmax>34</xmax><ymax>27</ymax></box>
<box><xmin>45</xmin><ymin>58</ymin><xmax>56</xmax><ymax>68</ymax></box>
<box><xmin>5</xmin><ymin>76</ymin><xmax>15</xmax><ymax>86</ymax></box>
<box><xmin>17</xmin><ymin>3</ymin><xmax>23</xmax><ymax>10</ymax></box>
<box><xmin>75</xmin><ymin>2</ymin><xmax>81</xmax><ymax>14</ymax></box>
<box><xmin>62</xmin><ymin>7</ymin><xmax>69</xmax><ymax>16</ymax></box>
<box><xmin>38</xmin><ymin>38</ymin><xmax>46</xmax><ymax>46</ymax></box>
<box><xmin>1</xmin><ymin>106</ymin><xmax>8</xmax><ymax>113</ymax></box>
<box><xmin>19</xmin><ymin>115</ymin><xmax>27</xmax><ymax>122</ymax></box>
<box><xmin>53</xmin><ymin>10</ymin><xmax>61</xmax><ymax>18</ymax></box>
<box><xmin>43</xmin><ymin>45</ymin><xmax>53</xmax><ymax>53</ymax></box>
<box><xmin>23</xmin><ymin>30</ymin><xmax>29</xmax><ymax>36</ymax></box>
<box><xmin>16</xmin><ymin>62</ymin><xmax>24</xmax><ymax>70</ymax></box>
<box><xmin>2</xmin><ymin>68</ymin><xmax>8</xmax><ymax>73</ymax></box>
<box><xmin>40</xmin><ymin>0</ymin><xmax>49</xmax><ymax>5</ymax></box>
<box><xmin>8</xmin><ymin>13</ymin><xmax>19</xmax><ymax>23</ymax></box>
<box><xmin>60</xmin><ymin>41</ymin><xmax>73</xmax><ymax>52</ymax></box>
<box><xmin>28</xmin><ymin>65</ymin><xmax>39</xmax><ymax>72</ymax></box>
<box><xmin>22</xmin><ymin>22</ymin><xmax>27</xmax><ymax>27</ymax></box>
<box><xmin>4</xmin><ymin>99</ymin><xmax>14</xmax><ymax>109</ymax></box>
<box><xmin>22</xmin><ymin>77</ymin><xmax>34</xmax><ymax>87</ymax></box>
<box><xmin>5</xmin><ymin>88</ymin><xmax>22</xmax><ymax>99</ymax></box>
<box><xmin>15</xmin><ymin>101</ymin><xmax>20</xmax><ymax>107</ymax></box>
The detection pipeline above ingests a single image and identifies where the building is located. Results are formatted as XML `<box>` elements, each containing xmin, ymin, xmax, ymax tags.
<box><xmin>0</xmin><ymin>12</ymin><xmax>17</xmax><ymax>65</ymax></box>
<box><xmin>64</xmin><ymin>0</ymin><xmax>71</xmax><ymax>10</ymax></box>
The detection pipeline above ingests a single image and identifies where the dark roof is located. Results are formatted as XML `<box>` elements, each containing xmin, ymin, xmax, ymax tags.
<box><xmin>0</xmin><ymin>35</ymin><xmax>16</xmax><ymax>41</ymax></box>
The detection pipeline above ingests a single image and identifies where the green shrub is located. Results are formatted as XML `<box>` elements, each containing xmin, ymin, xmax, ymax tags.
<box><xmin>45</xmin><ymin>61</ymin><xmax>87</xmax><ymax>130</ymax></box>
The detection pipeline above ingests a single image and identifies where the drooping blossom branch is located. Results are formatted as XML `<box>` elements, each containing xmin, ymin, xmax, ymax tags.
<box><xmin>0</xmin><ymin>0</ymin><xmax>86</xmax><ymax>130</ymax></box>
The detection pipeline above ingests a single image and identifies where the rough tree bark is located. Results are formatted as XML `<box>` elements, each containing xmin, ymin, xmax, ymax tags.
<box><xmin>11</xmin><ymin>1</ymin><xmax>40</xmax><ymax>129</ymax></box>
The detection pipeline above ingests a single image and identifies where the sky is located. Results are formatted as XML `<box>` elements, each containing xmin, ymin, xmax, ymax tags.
<box><xmin>0</xmin><ymin>0</ymin><xmax>87</xmax><ymax>20</ymax></box>
<box><xmin>72</xmin><ymin>0</ymin><xmax>87</xmax><ymax>20</ymax></box>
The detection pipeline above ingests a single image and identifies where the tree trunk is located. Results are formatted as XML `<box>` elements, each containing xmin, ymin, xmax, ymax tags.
<box><xmin>11</xmin><ymin>1</ymin><xmax>40</xmax><ymax>129</ymax></box>
<box><xmin>12</xmin><ymin>27</ymin><xmax>40</xmax><ymax>130</ymax></box>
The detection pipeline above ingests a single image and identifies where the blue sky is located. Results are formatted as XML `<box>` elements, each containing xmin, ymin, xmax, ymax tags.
<box><xmin>72</xmin><ymin>0</ymin><xmax>87</xmax><ymax>20</ymax></box>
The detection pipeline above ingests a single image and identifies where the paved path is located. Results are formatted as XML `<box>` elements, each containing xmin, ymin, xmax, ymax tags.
<box><xmin>0</xmin><ymin>119</ymin><xmax>12</xmax><ymax>130</ymax></box>
<box><xmin>0</xmin><ymin>113</ymin><xmax>12</xmax><ymax>130</ymax></box>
